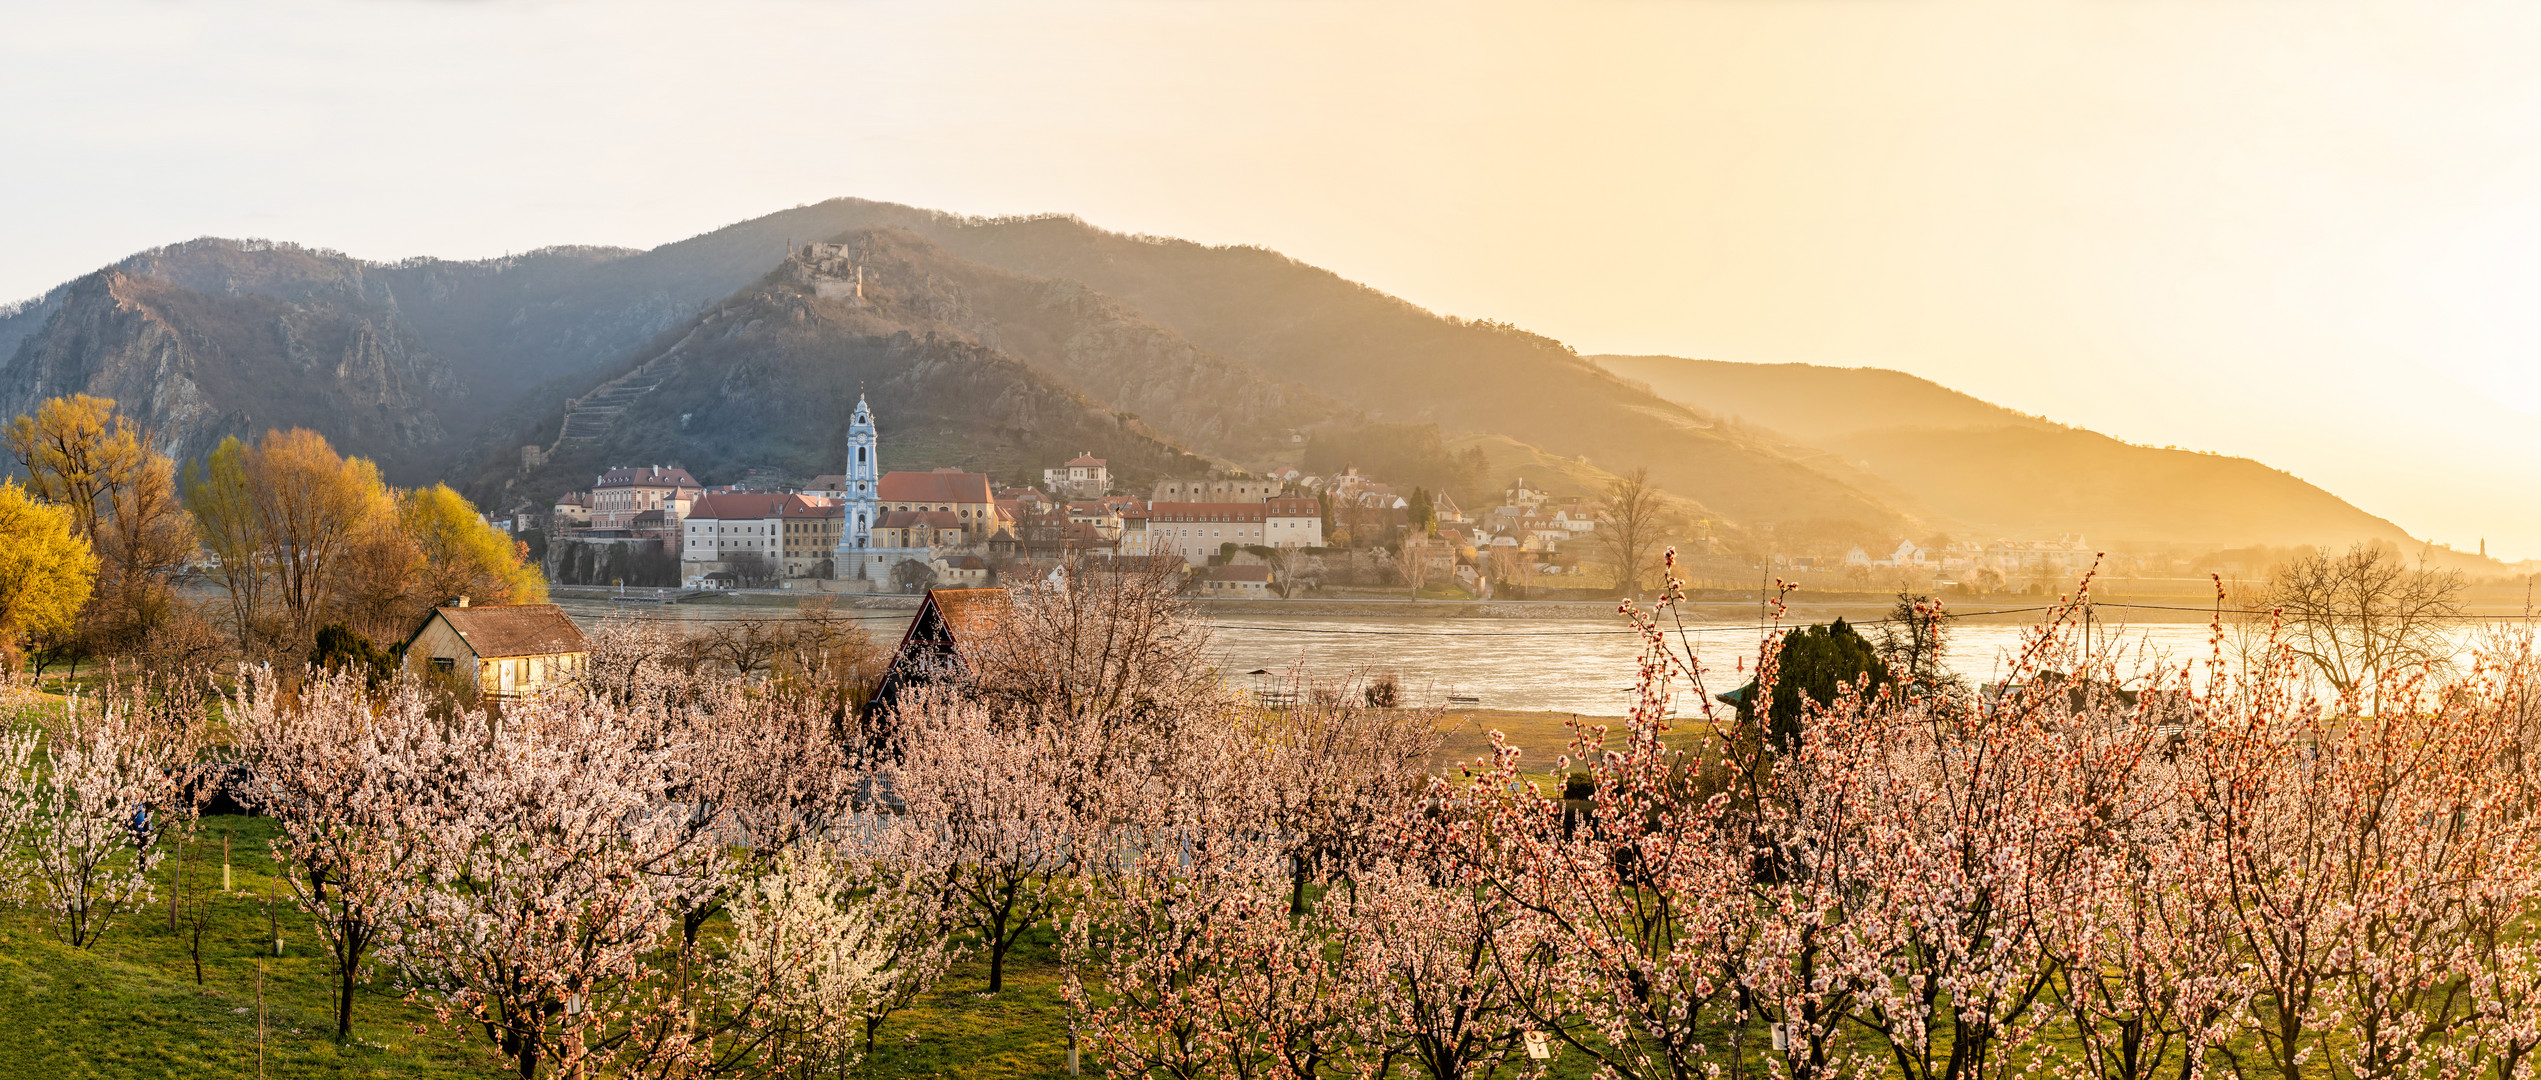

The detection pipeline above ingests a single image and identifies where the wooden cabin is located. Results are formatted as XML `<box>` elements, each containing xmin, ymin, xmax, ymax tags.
<box><xmin>861</xmin><ymin>587</ymin><xmax>1010</xmax><ymax>725</ymax></box>
<box><xmin>403</xmin><ymin>600</ymin><xmax>591</xmax><ymax>699</ymax></box>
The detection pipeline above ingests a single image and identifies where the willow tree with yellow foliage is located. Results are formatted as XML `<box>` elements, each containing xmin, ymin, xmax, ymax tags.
<box><xmin>182</xmin><ymin>429</ymin><xmax>543</xmax><ymax>653</ymax></box>
<box><xmin>5</xmin><ymin>394</ymin><xmax>198</xmax><ymax>654</ymax></box>
<box><xmin>0</xmin><ymin>482</ymin><xmax>96</xmax><ymax>671</ymax></box>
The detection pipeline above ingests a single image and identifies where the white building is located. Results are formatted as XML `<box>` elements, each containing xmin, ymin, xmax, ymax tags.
<box><xmin>1264</xmin><ymin>497</ymin><xmax>1323</xmax><ymax>548</ymax></box>
<box><xmin>1044</xmin><ymin>453</ymin><xmax>1111</xmax><ymax>498</ymax></box>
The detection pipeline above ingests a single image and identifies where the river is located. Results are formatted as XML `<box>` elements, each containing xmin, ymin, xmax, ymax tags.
<box><xmin>556</xmin><ymin>597</ymin><xmax>2506</xmax><ymax>715</ymax></box>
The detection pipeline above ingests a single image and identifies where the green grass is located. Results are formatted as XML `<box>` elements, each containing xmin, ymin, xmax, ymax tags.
<box><xmin>0</xmin><ymin>815</ymin><xmax>1095</xmax><ymax>1080</ymax></box>
<box><xmin>0</xmin><ymin>816</ymin><xmax>485</xmax><ymax>1080</ymax></box>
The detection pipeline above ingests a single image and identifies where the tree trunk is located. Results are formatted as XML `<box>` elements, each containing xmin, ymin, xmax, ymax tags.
<box><xmin>337</xmin><ymin>964</ymin><xmax>356</xmax><ymax>1042</ymax></box>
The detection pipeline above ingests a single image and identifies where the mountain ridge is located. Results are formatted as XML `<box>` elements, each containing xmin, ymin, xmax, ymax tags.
<box><xmin>1591</xmin><ymin>352</ymin><xmax>2414</xmax><ymax>548</ymax></box>
<box><xmin>0</xmin><ymin>196</ymin><xmax>2436</xmax><ymax>557</ymax></box>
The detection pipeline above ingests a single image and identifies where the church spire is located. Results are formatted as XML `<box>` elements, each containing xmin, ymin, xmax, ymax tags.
<box><xmin>840</xmin><ymin>394</ymin><xmax>881</xmax><ymax>556</ymax></box>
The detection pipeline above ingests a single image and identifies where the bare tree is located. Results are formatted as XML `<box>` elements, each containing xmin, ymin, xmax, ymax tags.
<box><xmin>1487</xmin><ymin>544</ymin><xmax>1537</xmax><ymax>600</ymax></box>
<box><xmin>1390</xmin><ymin>535</ymin><xmax>1440</xmax><ymax>595</ymax></box>
<box><xmin>1594</xmin><ymin>466</ymin><xmax>1668</xmax><ymax>597</ymax></box>
<box><xmin>963</xmin><ymin>556</ymin><xmax>1223</xmax><ymax>737</ymax></box>
<box><xmin>702</xmin><ymin>615</ymin><xmax>786</xmax><ymax>679</ymax></box>
<box><xmin>727</xmin><ymin>551</ymin><xmax>780</xmax><ymax>590</ymax></box>
<box><xmin>887</xmin><ymin>557</ymin><xmax>935</xmax><ymax>593</ymax></box>
<box><xmin>2263</xmin><ymin>542</ymin><xmax>2463</xmax><ymax>699</ymax></box>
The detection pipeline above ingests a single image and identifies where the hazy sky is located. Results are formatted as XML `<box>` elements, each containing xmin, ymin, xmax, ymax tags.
<box><xmin>8</xmin><ymin>1</ymin><xmax>2541</xmax><ymax>555</ymax></box>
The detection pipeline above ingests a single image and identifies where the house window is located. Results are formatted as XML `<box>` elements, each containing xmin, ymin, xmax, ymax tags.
<box><xmin>431</xmin><ymin>657</ymin><xmax>454</xmax><ymax>673</ymax></box>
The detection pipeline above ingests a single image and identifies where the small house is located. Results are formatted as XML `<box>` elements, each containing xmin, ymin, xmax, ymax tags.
<box><xmin>1199</xmin><ymin>564</ymin><xmax>1274</xmax><ymax>597</ymax></box>
<box><xmin>863</xmin><ymin>587</ymin><xmax>1012</xmax><ymax>726</ymax></box>
<box><xmin>403</xmin><ymin>600</ymin><xmax>591</xmax><ymax>699</ymax></box>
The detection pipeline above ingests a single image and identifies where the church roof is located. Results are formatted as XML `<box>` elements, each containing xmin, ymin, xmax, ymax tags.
<box><xmin>880</xmin><ymin>510</ymin><xmax>964</xmax><ymax>529</ymax></box>
<box><xmin>878</xmin><ymin>471</ymin><xmax>993</xmax><ymax>504</ymax></box>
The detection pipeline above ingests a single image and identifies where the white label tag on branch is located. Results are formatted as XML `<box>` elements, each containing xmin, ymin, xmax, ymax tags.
<box><xmin>1523</xmin><ymin>1031</ymin><xmax>1551</xmax><ymax>1060</ymax></box>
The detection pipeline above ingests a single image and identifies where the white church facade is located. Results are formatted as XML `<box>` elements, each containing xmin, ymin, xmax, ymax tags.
<box><xmin>833</xmin><ymin>395</ymin><xmax>1005</xmax><ymax>584</ymax></box>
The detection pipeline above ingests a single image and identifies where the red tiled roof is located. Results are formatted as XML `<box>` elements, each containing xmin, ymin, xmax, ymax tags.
<box><xmin>686</xmin><ymin>493</ymin><xmax>790</xmax><ymax>520</ymax></box>
<box><xmin>878</xmin><ymin>471</ymin><xmax>994</xmax><ymax>504</ymax></box>
<box><xmin>1064</xmin><ymin>454</ymin><xmax>1107</xmax><ymax>467</ymax></box>
<box><xmin>413</xmin><ymin>604</ymin><xmax>588</xmax><ymax>659</ymax></box>
<box><xmin>687</xmin><ymin>493</ymin><xmax>836</xmax><ymax>521</ymax></box>
<box><xmin>1265</xmin><ymin>497</ymin><xmax>1319</xmax><ymax>516</ymax></box>
<box><xmin>927</xmin><ymin>588</ymin><xmax>1010</xmax><ymax>642</ymax></box>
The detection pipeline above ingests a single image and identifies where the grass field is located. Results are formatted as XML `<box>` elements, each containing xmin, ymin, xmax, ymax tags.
<box><xmin>0</xmin><ymin>813</ymin><xmax>1103</xmax><ymax>1080</ymax></box>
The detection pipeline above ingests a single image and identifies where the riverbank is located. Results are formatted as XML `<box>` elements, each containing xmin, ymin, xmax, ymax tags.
<box><xmin>570</xmin><ymin>587</ymin><xmax>2249</xmax><ymax>625</ymax></box>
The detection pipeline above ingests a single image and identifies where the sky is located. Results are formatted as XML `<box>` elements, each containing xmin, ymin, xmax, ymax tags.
<box><xmin>7</xmin><ymin>0</ymin><xmax>2541</xmax><ymax>555</ymax></box>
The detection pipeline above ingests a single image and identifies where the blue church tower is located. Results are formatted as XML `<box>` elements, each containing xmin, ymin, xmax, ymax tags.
<box><xmin>838</xmin><ymin>394</ymin><xmax>880</xmax><ymax>557</ymax></box>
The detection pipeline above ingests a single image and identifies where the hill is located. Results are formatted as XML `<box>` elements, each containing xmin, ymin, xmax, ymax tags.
<box><xmin>661</xmin><ymin>199</ymin><xmax>1911</xmax><ymax>531</ymax></box>
<box><xmin>0</xmin><ymin>239</ymin><xmax>708</xmax><ymax>481</ymax></box>
<box><xmin>0</xmin><ymin>198</ymin><xmax>2435</xmax><ymax>554</ymax></box>
<box><xmin>465</xmin><ymin>235</ymin><xmax>1221</xmax><ymax>506</ymax></box>
<box><xmin>1592</xmin><ymin>353</ymin><xmax>2414</xmax><ymax>548</ymax></box>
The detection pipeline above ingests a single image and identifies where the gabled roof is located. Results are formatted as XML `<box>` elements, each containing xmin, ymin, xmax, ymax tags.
<box><xmin>1063</xmin><ymin>454</ymin><xmax>1107</xmax><ymax>468</ymax></box>
<box><xmin>686</xmin><ymin>493</ymin><xmax>791</xmax><ymax>521</ymax></box>
<box><xmin>878</xmin><ymin>470</ymin><xmax>994</xmax><ymax>504</ymax></box>
<box><xmin>1264</xmin><ymin>497</ymin><xmax>1320</xmax><ymax>516</ymax></box>
<box><xmin>596</xmin><ymin>466</ymin><xmax>699</xmax><ymax>489</ymax></box>
<box><xmin>412</xmin><ymin>604</ymin><xmax>588</xmax><ymax>659</ymax></box>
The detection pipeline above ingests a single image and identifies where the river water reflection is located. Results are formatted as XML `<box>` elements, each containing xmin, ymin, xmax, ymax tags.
<box><xmin>557</xmin><ymin>598</ymin><xmax>2470</xmax><ymax>716</ymax></box>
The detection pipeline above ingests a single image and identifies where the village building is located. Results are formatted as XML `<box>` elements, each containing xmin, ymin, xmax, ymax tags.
<box><xmin>681</xmin><ymin>493</ymin><xmax>841</xmax><ymax>584</ymax></box>
<box><xmin>1044</xmin><ymin>453</ymin><xmax>1112</xmax><ymax>498</ymax></box>
<box><xmin>1117</xmin><ymin>506</ymin><xmax>1151</xmax><ymax>557</ymax></box>
<box><xmin>1147</xmin><ymin>502</ymin><xmax>1272</xmax><ymax>563</ymax></box>
<box><xmin>1151</xmin><ymin>477</ymin><xmax>1279</xmax><ymax>502</ymax></box>
<box><xmin>1983</xmin><ymin>536</ymin><xmax>2095</xmax><ymax>576</ymax></box>
<box><xmin>1198</xmin><ymin>563</ymin><xmax>1275</xmax><ymax>597</ymax></box>
<box><xmin>829</xmin><ymin>397</ymin><xmax>1008</xmax><ymax>583</ymax></box>
<box><xmin>1065</xmin><ymin>500</ymin><xmax>1126</xmax><ymax>539</ymax></box>
<box><xmin>549</xmin><ymin>491</ymin><xmax>593</xmax><ymax>534</ymax></box>
<box><xmin>401</xmin><ymin>600</ymin><xmax>590</xmax><ymax>700</ymax></box>
<box><xmin>1263</xmin><ymin>497</ymin><xmax>1324</xmax><ymax>548</ymax></box>
<box><xmin>932</xmin><ymin>554</ymin><xmax>992</xmax><ymax>584</ymax></box>
<box><xmin>591</xmin><ymin>466</ymin><xmax>701</xmax><ymax>531</ymax></box>
<box><xmin>863</xmin><ymin>587</ymin><xmax>1011</xmax><ymax>724</ymax></box>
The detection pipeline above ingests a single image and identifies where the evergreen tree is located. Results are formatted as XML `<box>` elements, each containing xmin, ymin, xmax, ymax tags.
<box><xmin>1722</xmin><ymin>617</ymin><xmax>1892</xmax><ymax>750</ymax></box>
